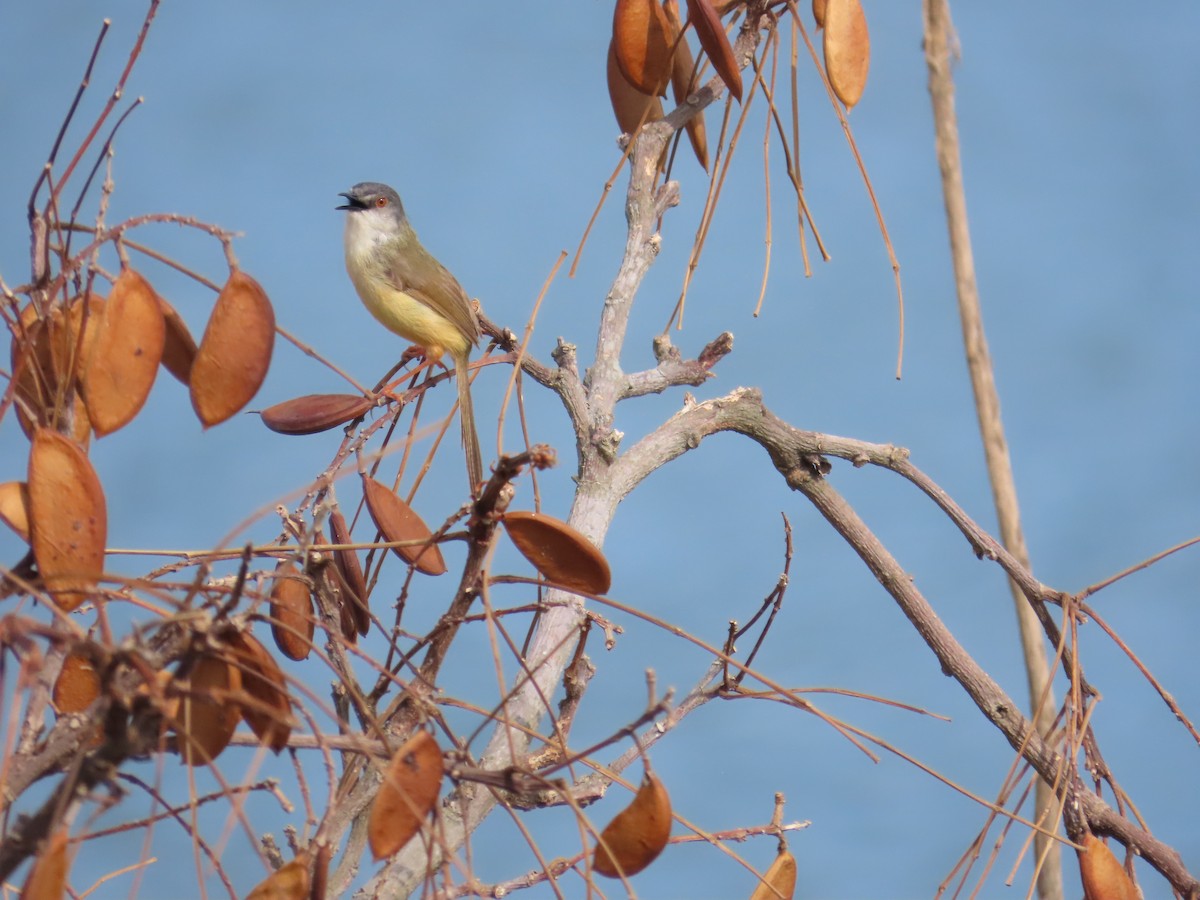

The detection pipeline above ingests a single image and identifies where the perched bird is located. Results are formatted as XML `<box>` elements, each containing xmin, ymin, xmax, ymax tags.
<box><xmin>337</xmin><ymin>181</ymin><xmax>483</xmax><ymax>494</ymax></box>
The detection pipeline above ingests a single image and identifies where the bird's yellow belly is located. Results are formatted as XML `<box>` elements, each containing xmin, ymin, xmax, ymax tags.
<box><xmin>349</xmin><ymin>270</ymin><xmax>465</xmax><ymax>359</ymax></box>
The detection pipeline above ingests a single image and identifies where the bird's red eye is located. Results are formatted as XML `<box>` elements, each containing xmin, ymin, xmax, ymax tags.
<box><xmin>375</xmin><ymin>196</ymin><xmax>388</xmax><ymax>208</ymax></box>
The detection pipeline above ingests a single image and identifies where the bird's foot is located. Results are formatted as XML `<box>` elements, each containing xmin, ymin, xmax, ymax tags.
<box><xmin>401</xmin><ymin>345</ymin><xmax>451</xmax><ymax>376</ymax></box>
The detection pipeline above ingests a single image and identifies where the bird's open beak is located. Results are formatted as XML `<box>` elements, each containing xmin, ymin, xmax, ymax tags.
<box><xmin>336</xmin><ymin>192</ymin><xmax>367</xmax><ymax>211</ymax></box>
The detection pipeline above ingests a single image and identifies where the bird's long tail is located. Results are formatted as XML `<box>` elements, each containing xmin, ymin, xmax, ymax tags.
<box><xmin>455</xmin><ymin>351</ymin><xmax>483</xmax><ymax>497</ymax></box>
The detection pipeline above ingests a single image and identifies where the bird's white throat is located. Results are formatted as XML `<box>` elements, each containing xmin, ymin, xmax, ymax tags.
<box><xmin>343</xmin><ymin>207</ymin><xmax>398</xmax><ymax>262</ymax></box>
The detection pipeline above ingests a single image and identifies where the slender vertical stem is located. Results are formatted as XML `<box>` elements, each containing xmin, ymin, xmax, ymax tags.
<box><xmin>922</xmin><ymin>3</ymin><xmax>1062</xmax><ymax>897</ymax></box>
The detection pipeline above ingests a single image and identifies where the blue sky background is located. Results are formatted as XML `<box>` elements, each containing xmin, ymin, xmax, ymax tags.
<box><xmin>2</xmin><ymin>3</ymin><xmax>1198</xmax><ymax>898</ymax></box>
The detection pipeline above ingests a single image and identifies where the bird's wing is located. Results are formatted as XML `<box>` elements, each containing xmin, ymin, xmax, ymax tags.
<box><xmin>386</xmin><ymin>251</ymin><xmax>481</xmax><ymax>347</ymax></box>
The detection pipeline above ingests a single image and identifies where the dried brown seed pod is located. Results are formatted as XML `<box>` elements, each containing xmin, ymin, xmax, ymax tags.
<box><xmin>0</xmin><ymin>480</ymin><xmax>31</xmax><ymax>542</ymax></box>
<box><xmin>158</xmin><ymin>295</ymin><xmax>198</xmax><ymax>384</ymax></box>
<box><xmin>823</xmin><ymin>0</ymin><xmax>870</xmax><ymax>109</ymax></box>
<box><xmin>260</xmin><ymin>393</ymin><xmax>373</xmax><ymax>435</ymax></box>
<box><xmin>329</xmin><ymin>509</ymin><xmax>370</xmax><ymax>636</ymax></box>
<box><xmin>503</xmin><ymin>510</ymin><xmax>612</xmax><ymax>595</ymax></box>
<box><xmin>361</xmin><ymin>476</ymin><xmax>447</xmax><ymax>576</ymax></box>
<box><xmin>368</xmin><ymin>731</ymin><xmax>444</xmax><ymax>859</ymax></box>
<box><xmin>228</xmin><ymin>631</ymin><xmax>293</xmax><ymax>753</ymax></box>
<box><xmin>593</xmin><ymin>771</ymin><xmax>672</xmax><ymax>878</ymax></box>
<box><xmin>1077</xmin><ymin>833</ymin><xmax>1137</xmax><ymax>900</ymax></box>
<box><xmin>190</xmin><ymin>270</ymin><xmax>276</xmax><ymax>427</ymax></box>
<box><xmin>19</xmin><ymin>828</ymin><xmax>70</xmax><ymax>900</ymax></box>
<box><xmin>268</xmin><ymin>561</ymin><xmax>316</xmax><ymax>661</ymax></box>
<box><xmin>27</xmin><ymin>428</ymin><xmax>107</xmax><ymax>611</ymax></box>
<box><xmin>11</xmin><ymin>296</ymin><xmax>103</xmax><ymax>445</ymax></box>
<box><xmin>686</xmin><ymin>0</ymin><xmax>743</xmax><ymax>101</ymax></box>
<box><xmin>607</xmin><ymin>37</ymin><xmax>666</xmax><ymax>136</ymax></box>
<box><xmin>52</xmin><ymin>650</ymin><xmax>101</xmax><ymax>713</ymax></box>
<box><xmin>664</xmin><ymin>0</ymin><xmax>709</xmax><ymax>170</ymax></box>
<box><xmin>175</xmin><ymin>653</ymin><xmax>242</xmax><ymax>766</ymax></box>
<box><xmin>749</xmin><ymin>845</ymin><xmax>797</xmax><ymax>899</ymax></box>
<box><xmin>244</xmin><ymin>855</ymin><xmax>310</xmax><ymax>900</ymax></box>
<box><xmin>82</xmin><ymin>267</ymin><xmax>166</xmax><ymax>436</ymax></box>
<box><xmin>613</xmin><ymin>0</ymin><xmax>675</xmax><ymax>97</ymax></box>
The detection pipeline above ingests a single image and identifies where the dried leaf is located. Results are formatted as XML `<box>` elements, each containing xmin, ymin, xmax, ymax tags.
<box><xmin>330</xmin><ymin>510</ymin><xmax>370</xmax><ymax>636</ymax></box>
<box><xmin>593</xmin><ymin>772</ymin><xmax>672</xmax><ymax>878</ymax></box>
<box><xmin>607</xmin><ymin>37</ymin><xmax>666</xmax><ymax>136</ymax></box>
<box><xmin>823</xmin><ymin>0</ymin><xmax>869</xmax><ymax>109</ymax></box>
<box><xmin>190</xmin><ymin>270</ymin><xmax>276</xmax><ymax>427</ymax></box>
<box><xmin>1078</xmin><ymin>834</ymin><xmax>1138</xmax><ymax>900</ymax></box>
<box><xmin>368</xmin><ymin>731</ymin><xmax>444</xmax><ymax>859</ymax></box>
<box><xmin>20</xmin><ymin>828</ymin><xmax>70</xmax><ymax>900</ymax></box>
<box><xmin>53</xmin><ymin>650</ymin><xmax>101</xmax><ymax>713</ymax></box>
<box><xmin>686</xmin><ymin>0</ymin><xmax>743</xmax><ymax>101</ymax></box>
<box><xmin>158</xmin><ymin>295</ymin><xmax>198</xmax><ymax>384</ymax></box>
<box><xmin>613</xmin><ymin>0</ymin><xmax>675</xmax><ymax>96</ymax></box>
<box><xmin>245</xmin><ymin>856</ymin><xmax>310</xmax><ymax>900</ymax></box>
<box><xmin>812</xmin><ymin>0</ymin><xmax>826</xmax><ymax>28</ymax></box>
<box><xmin>228</xmin><ymin>632</ymin><xmax>293</xmax><ymax>753</ymax></box>
<box><xmin>749</xmin><ymin>847</ymin><xmax>797</xmax><ymax>900</ymax></box>
<box><xmin>260</xmin><ymin>393</ymin><xmax>372</xmax><ymax>435</ymax></box>
<box><xmin>665</xmin><ymin>0</ymin><xmax>709</xmax><ymax>170</ymax></box>
<box><xmin>82</xmin><ymin>268</ymin><xmax>166</xmax><ymax>436</ymax></box>
<box><xmin>176</xmin><ymin>653</ymin><xmax>242</xmax><ymax>766</ymax></box>
<box><xmin>0</xmin><ymin>480</ymin><xmax>31</xmax><ymax>542</ymax></box>
<box><xmin>269</xmin><ymin>561</ymin><xmax>315</xmax><ymax>661</ymax></box>
<box><xmin>28</xmin><ymin>428</ymin><xmax>107</xmax><ymax>611</ymax></box>
<box><xmin>502</xmin><ymin>511</ymin><xmax>612</xmax><ymax>595</ymax></box>
<box><xmin>361</xmin><ymin>476</ymin><xmax>447</xmax><ymax>576</ymax></box>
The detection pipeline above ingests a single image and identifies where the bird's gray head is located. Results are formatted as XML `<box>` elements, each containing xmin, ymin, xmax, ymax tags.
<box><xmin>336</xmin><ymin>182</ymin><xmax>407</xmax><ymax>225</ymax></box>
